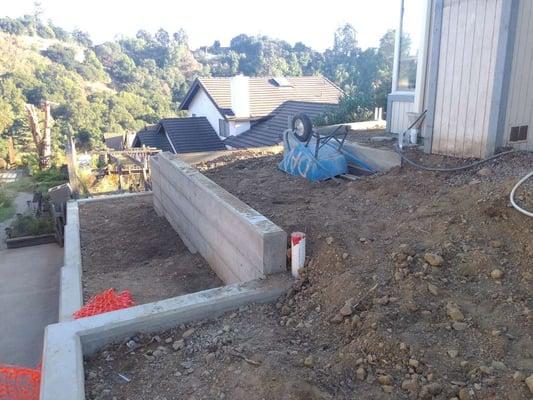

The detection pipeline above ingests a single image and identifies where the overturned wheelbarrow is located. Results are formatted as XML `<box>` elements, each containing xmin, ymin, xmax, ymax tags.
<box><xmin>278</xmin><ymin>114</ymin><xmax>374</xmax><ymax>181</ymax></box>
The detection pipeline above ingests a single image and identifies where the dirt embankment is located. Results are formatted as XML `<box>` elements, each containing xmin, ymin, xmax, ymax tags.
<box><xmin>86</xmin><ymin>151</ymin><xmax>532</xmax><ymax>400</ymax></box>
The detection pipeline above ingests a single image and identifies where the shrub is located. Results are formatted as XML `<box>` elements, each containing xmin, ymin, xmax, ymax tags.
<box><xmin>0</xmin><ymin>189</ymin><xmax>15</xmax><ymax>222</ymax></box>
<box><xmin>9</xmin><ymin>214</ymin><xmax>54</xmax><ymax>237</ymax></box>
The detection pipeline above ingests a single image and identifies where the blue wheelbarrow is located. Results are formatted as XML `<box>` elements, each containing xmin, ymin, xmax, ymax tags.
<box><xmin>279</xmin><ymin>114</ymin><xmax>375</xmax><ymax>181</ymax></box>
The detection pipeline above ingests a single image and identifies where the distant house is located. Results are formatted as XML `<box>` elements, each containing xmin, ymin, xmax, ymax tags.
<box><xmin>388</xmin><ymin>0</ymin><xmax>533</xmax><ymax>158</ymax></box>
<box><xmin>104</xmin><ymin>132</ymin><xmax>136</xmax><ymax>150</ymax></box>
<box><xmin>132</xmin><ymin>117</ymin><xmax>226</xmax><ymax>154</ymax></box>
<box><xmin>179</xmin><ymin>75</ymin><xmax>342</xmax><ymax>148</ymax></box>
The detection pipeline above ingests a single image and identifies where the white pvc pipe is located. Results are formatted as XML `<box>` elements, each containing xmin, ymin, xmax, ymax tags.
<box><xmin>291</xmin><ymin>232</ymin><xmax>306</xmax><ymax>278</ymax></box>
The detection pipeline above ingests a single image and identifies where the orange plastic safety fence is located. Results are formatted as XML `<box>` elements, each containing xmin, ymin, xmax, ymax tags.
<box><xmin>73</xmin><ymin>288</ymin><xmax>135</xmax><ymax>319</ymax></box>
<box><xmin>0</xmin><ymin>365</ymin><xmax>41</xmax><ymax>400</ymax></box>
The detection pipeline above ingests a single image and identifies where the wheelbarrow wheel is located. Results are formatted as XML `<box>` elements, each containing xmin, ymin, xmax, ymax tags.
<box><xmin>291</xmin><ymin>113</ymin><xmax>313</xmax><ymax>142</ymax></box>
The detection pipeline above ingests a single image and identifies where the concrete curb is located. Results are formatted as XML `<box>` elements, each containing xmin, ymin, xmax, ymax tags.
<box><xmin>59</xmin><ymin>201</ymin><xmax>83</xmax><ymax>322</ymax></box>
<box><xmin>77</xmin><ymin>191</ymin><xmax>152</xmax><ymax>204</ymax></box>
<box><xmin>343</xmin><ymin>141</ymin><xmax>401</xmax><ymax>171</ymax></box>
<box><xmin>40</xmin><ymin>274</ymin><xmax>291</xmax><ymax>400</ymax></box>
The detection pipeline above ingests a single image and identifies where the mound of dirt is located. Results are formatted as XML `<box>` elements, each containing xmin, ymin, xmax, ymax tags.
<box><xmin>85</xmin><ymin>152</ymin><xmax>533</xmax><ymax>400</ymax></box>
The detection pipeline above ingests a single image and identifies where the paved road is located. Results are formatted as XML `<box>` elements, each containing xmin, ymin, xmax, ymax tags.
<box><xmin>0</xmin><ymin>244</ymin><xmax>62</xmax><ymax>367</ymax></box>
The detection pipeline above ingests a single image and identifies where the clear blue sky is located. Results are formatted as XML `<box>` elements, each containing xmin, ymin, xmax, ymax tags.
<box><xmin>2</xmin><ymin>0</ymin><xmax>400</xmax><ymax>51</ymax></box>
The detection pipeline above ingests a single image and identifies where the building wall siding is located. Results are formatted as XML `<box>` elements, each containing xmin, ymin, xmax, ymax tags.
<box><xmin>390</xmin><ymin>100</ymin><xmax>415</xmax><ymax>134</ymax></box>
<box><xmin>503</xmin><ymin>0</ymin><xmax>533</xmax><ymax>151</ymax></box>
<box><xmin>431</xmin><ymin>0</ymin><xmax>503</xmax><ymax>158</ymax></box>
<box><xmin>187</xmin><ymin>89</ymin><xmax>225</xmax><ymax>137</ymax></box>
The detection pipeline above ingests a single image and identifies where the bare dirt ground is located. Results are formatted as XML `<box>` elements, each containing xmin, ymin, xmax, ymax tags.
<box><xmin>79</xmin><ymin>195</ymin><xmax>222</xmax><ymax>305</ymax></box>
<box><xmin>86</xmin><ymin>150</ymin><xmax>532</xmax><ymax>400</ymax></box>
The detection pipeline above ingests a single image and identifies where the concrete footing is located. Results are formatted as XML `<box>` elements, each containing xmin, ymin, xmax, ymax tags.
<box><xmin>40</xmin><ymin>274</ymin><xmax>291</xmax><ymax>400</ymax></box>
<box><xmin>45</xmin><ymin>181</ymin><xmax>290</xmax><ymax>399</ymax></box>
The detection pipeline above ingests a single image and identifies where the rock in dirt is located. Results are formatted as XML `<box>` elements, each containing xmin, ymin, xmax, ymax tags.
<box><xmin>377</xmin><ymin>375</ymin><xmax>393</xmax><ymax>385</ymax></box>
<box><xmin>401</xmin><ymin>378</ymin><xmax>418</xmax><ymax>394</ymax></box>
<box><xmin>446</xmin><ymin>302</ymin><xmax>465</xmax><ymax>321</ymax></box>
<box><xmin>427</xmin><ymin>283</ymin><xmax>439</xmax><ymax>296</ymax></box>
<box><xmin>339</xmin><ymin>304</ymin><xmax>352</xmax><ymax>317</ymax></box>
<box><xmin>452</xmin><ymin>322</ymin><xmax>468</xmax><ymax>331</ymax></box>
<box><xmin>491</xmin><ymin>360</ymin><xmax>506</xmax><ymax>370</ymax></box>
<box><xmin>381</xmin><ymin>385</ymin><xmax>393</xmax><ymax>393</ymax></box>
<box><xmin>173</xmin><ymin>340</ymin><xmax>185</xmax><ymax>351</ymax></box>
<box><xmin>525</xmin><ymin>374</ymin><xmax>533</xmax><ymax>394</ymax></box>
<box><xmin>182</xmin><ymin>328</ymin><xmax>195</xmax><ymax>339</ymax></box>
<box><xmin>424</xmin><ymin>253</ymin><xmax>444</xmax><ymax>267</ymax></box>
<box><xmin>331</xmin><ymin>313</ymin><xmax>344</xmax><ymax>324</ymax></box>
<box><xmin>448</xmin><ymin>349</ymin><xmax>459</xmax><ymax>358</ymax></box>
<box><xmin>489</xmin><ymin>239</ymin><xmax>502</xmax><ymax>248</ymax></box>
<box><xmin>356</xmin><ymin>367</ymin><xmax>366</xmax><ymax>381</ymax></box>
<box><xmin>458</xmin><ymin>387</ymin><xmax>472</xmax><ymax>400</ymax></box>
<box><xmin>304</xmin><ymin>356</ymin><xmax>314</xmax><ymax>367</ymax></box>
<box><xmin>408</xmin><ymin>359</ymin><xmax>419</xmax><ymax>369</ymax></box>
<box><xmin>326</xmin><ymin>236</ymin><xmax>334</xmax><ymax>245</ymax></box>
<box><xmin>419</xmin><ymin>382</ymin><xmax>442</xmax><ymax>399</ymax></box>
<box><xmin>490</xmin><ymin>268</ymin><xmax>504</xmax><ymax>280</ymax></box>
<box><xmin>477</xmin><ymin>167</ymin><xmax>492</xmax><ymax>177</ymax></box>
<box><xmin>512</xmin><ymin>371</ymin><xmax>524</xmax><ymax>382</ymax></box>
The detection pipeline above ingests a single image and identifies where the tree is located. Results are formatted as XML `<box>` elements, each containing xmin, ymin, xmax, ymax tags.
<box><xmin>25</xmin><ymin>101</ymin><xmax>53</xmax><ymax>170</ymax></box>
<box><xmin>72</xmin><ymin>29</ymin><xmax>92</xmax><ymax>47</ymax></box>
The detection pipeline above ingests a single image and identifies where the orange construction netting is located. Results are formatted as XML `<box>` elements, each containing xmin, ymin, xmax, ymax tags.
<box><xmin>0</xmin><ymin>365</ymin><xmax>41</xmax><ymax>400</ymax></box>
<box><xmin>73</xmin><ymin>288</ymin><xmax>135</xmax><ymax>319</ymax></box>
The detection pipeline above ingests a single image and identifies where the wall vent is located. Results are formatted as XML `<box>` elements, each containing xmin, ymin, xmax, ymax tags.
<box><xmin>510</xmin><ymin>125</ymin><xmax>528</xmax><ymax>142</ymax></box>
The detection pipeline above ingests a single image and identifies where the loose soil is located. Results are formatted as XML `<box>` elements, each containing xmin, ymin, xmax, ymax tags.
<box><xmin>79</xmin><ymin>195</ymin><xmax>222</xmax><ymax>305</ymax></box>
<box><xmin>86</xmin><ymin>151</ymin><xmax>532</xmax><ymax>400</ymax></box>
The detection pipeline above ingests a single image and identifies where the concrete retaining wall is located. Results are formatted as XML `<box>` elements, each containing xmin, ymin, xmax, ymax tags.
<box><xmin>150</xmin><ymin>153</ymin><xmax>287</xmax><ymax>284</ymax></box>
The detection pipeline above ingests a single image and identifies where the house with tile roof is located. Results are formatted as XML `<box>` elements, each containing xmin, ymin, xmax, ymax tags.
<box><xmin>179</xmin><ymin>75</ymin><xmax>342</xmax><ymax>148</ymax></box>
<box><xmin>132</xmin><ymin>117</ymin><xmax>226</xmax><ymax>154</ymax></box>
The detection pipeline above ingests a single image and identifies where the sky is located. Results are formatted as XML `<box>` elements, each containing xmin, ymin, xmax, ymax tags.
<box><xmin>2</xmin><ymin>0</ymin><xmax>400</xmax><ymax>51</ymax></box>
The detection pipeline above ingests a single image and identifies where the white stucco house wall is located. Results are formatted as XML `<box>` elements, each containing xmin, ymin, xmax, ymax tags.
<box><xmin>388</xmin><ymin>0</ymin><xmax>533</xmax><ymax>158</ymax></box>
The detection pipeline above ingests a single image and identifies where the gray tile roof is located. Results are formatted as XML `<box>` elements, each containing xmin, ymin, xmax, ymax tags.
<box><xmin>133</xmin><ymin>124</ymin><xmax>173</xmax><ymax>152</ymax></box>
<box><xmin>160</xmin><ymin>117</ymin><xmax>226</xmax><ymax>153</ymax></box>
<box><xmin>224</xmin><ymin>101</ymin><xmax>335</xmax><ymax>148</ymax></box>
<box><xmin>133</xmin><ymin>118</ymin><xmax>226</xmax><ymax>154</ymax></box>
<box><xmin>180</xmin><ymin>76</ymin><xmax>342</xmax><ymax>119</ymax></box>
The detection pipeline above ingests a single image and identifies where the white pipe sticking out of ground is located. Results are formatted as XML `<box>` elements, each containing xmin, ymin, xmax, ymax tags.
<box><xmin>291</xmin><ymin>232</ymin><xmax>306</xmax><ymax>278</ymax></box>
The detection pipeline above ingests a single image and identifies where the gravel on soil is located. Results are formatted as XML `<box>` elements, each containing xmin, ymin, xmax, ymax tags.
<box><xmin>85</xmin><ymin>150</ymin><xmax>532</xmax><ymax>400</ymax></box>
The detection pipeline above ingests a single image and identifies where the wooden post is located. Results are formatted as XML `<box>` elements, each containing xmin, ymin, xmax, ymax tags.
<box><xmin>7</xmin><ymin>136</ymin><xmax>15</xmax><ymax>167</ymax></box>
<box><xmin>42</xmin><ymin>101</ymin><xmax>52</xmax><ymax>168</ymax></box>
<box><xmin>65</xmin><ymin>132</ymin><xmax>80</xmax><ymax>196</ymax></box>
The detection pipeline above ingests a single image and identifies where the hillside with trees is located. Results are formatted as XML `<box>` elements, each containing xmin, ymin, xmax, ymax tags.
<box><xmin>0</xmin><ymin>12</ymin><xmax>394</xmax><ymax>165</ymax></box>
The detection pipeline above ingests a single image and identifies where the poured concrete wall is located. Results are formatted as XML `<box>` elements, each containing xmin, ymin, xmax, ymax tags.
<box><xmin>150</xmin><ymin>152</ymin><xmax>287</xmax><ymax>284</ymax></box>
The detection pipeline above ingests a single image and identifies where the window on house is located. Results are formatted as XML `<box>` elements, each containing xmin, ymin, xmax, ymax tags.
<box><xmin>219</xmin><ymin>119</ymin><xmax>229</xmax><ymax>137</ymax></box>
<box><xmin>396</xmin><ymin>0</ymin><xmax>425</xmax><ymax>91</ymax></box>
